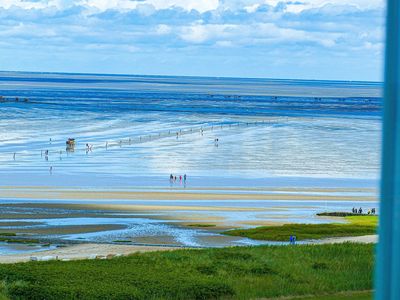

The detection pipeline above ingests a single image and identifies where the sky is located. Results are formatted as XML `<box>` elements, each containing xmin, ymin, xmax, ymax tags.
<box><xmin>0</xmin><ymin>0</ymin><xmax>385</xmax><ymax>81</ymax></box>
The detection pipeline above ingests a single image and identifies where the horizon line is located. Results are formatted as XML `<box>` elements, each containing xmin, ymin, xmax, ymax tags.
<box><xmin>0</xmin><ymin>69</ymin><xmax>383</xmax><ymax>85</ymax></box>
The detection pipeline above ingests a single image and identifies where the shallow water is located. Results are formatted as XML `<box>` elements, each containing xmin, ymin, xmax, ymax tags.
<box><xmin>0</xmin><ymin>242</ymin><xmax>56</xmax><ymax>256</ymax></box>
<box><xmin>0</xmin><ymin>72</ymin><xmax>381</xmax><ymax>248</ymax></box>
<box><xmin>0</xmin><ymin>199</ymin><xmax>378</xmax><ymax>247</ymax></box>
<box><xmin>0</xmin><ymin>72</ymin><xmax>381</xmax><ymax>187</ymax></box>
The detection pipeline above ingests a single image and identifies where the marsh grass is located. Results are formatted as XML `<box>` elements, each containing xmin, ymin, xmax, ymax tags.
<box><xmin>224</xmin><ymin>216</ymin><xmax>378</xmax><ymax>241</ymax></box>
<box><xmin>0</xmin><ymin>243</ymin><xmax>373</xmax><ymax>299</ymax></box>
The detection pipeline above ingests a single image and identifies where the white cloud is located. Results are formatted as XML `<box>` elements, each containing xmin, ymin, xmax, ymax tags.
<box><xmin>0</xmin><ymin>0</ymin><xmax>385</xmax><ymax>80</ymax></box>
<box><xmin>146</xmin><ymin>0</ymin><xmax>219</xmax><ymax>13</ymax></box>
<box><xmin>156</xmin><ymin>24</ymin><xmax>171</xmax><ymax>35</ymax></box>
<box><xmin>0</xmin><ymin>0</ymin><xmax>384</xmax><ymax>12</ymax></box>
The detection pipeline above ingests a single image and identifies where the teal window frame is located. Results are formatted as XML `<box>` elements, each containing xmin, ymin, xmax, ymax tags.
<box><xmin>375</xmin><ymin>1</ymin><xmax>400</xmax><ymax>299</ymax></box>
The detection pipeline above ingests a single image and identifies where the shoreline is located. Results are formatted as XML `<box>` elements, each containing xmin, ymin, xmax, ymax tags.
<box><xmin>0</xmin><ymin>234</ymin><xmax>378</xmax><ymax>264</ymax></box>
<box><xmin>0</xmin><ymin>186</ymin><xmax>377</xmax><ymax>202</ymax></box>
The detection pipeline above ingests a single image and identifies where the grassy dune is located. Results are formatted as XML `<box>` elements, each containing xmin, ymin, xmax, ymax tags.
<box><xmin>224</xmin><ymin>216</ymin><xmax>378</xmax><ymax>241</ymax></box>
<box><xmin>0</xmin><ymin>243</ymin><xmax>373</xmax><ymax>299</ymax></box>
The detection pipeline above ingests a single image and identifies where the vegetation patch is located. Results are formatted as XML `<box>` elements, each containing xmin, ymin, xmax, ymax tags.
<box><xmin>223</xmin><ymin>216</ymin><xmax>378</xmax><ymax>241</ymax></box>
<box><xmin>187</xmin><ymin>224</ymin><xmax>217</xmax><ymax>228</ymax></box>
<box><xmin>0</xmin><ymin>233</ymin><xmax>16</xmax><ymax>237</ymax></box>
<box><xmin>0</xmin><ymin>243</ymin><xmax>373</xmax><ymax>299</ymax></box>
<box><xmin>317</xmin><ymin>212</ymin><xmax>377</xmax><ymax>218</ymax></box>
<box><xmin>0</xmin><ymin>238</ymin><xmax>40</xmax><ymax>244</ymax></box>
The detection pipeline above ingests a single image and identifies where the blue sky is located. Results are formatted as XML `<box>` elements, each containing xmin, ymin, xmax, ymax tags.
<box><xmin>0</xmin><ymin>0</ymin><xmax>385</xmax><ymax>81</ymax></box>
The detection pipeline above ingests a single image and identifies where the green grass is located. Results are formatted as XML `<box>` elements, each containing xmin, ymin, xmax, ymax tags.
<box><xmin>0</xmin><ymin>243</ymin><xmax>374</xmax><ymax>299</ymax></box>
<box><xmin>345</xmin><ymin>216</ymin><xmax>378</xmax><ymax>227</ymax></box>
<box><xmin>299</xmin><ymin>290</ymin><xmax>372</xmax><ymax>299</ymax></box>
<box><xmin>223</xmin><ymin>216</ymin><xmax>378</xmax><ymax>241</ymax></box>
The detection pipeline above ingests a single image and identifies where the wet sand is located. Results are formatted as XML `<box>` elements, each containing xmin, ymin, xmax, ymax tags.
<box><xmin>0</xmin><ymin>186</ymin><xmax>377</xmax><ymax>201</ymax></box>
<box><xmin>0</xmin><ymin>224</ymin><xmax>126</xmax><ymax>235</ymax></box>
<box><xmin>0</xmin><ymin>186</ymin><xmax>378</xmax><ymax>248</ymax></box>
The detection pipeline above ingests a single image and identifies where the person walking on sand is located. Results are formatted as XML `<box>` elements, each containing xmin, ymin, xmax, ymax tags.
<box><xmin>184</xmin><ymin>174</ymin><xmax>187</xmax><ymax>182</ymax></box>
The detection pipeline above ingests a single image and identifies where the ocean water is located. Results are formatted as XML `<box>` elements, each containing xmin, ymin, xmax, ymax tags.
<box><xmin>0</xmin><ymin>71</ymin><xmax>381</xmax><ymax>188</ymax></box>
<box><xmin>0</xmin><ymin>72</ymin><xmax>382</xmax><ymax>247</ymax></box>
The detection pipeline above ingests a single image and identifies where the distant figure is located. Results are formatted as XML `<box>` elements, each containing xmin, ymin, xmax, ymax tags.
<box><xmin>170</xmin><ymin>174</ymin><xmax>173</xmax><ymax>181</ymax></box>
<box><xmin>359</xmin><ymin>207</ymin><xmax>363</xmax><ymax>214</ymax></box>
<box><xmin>174</xmin><ymin>176</ymin><xmax>177</xmax><ymax>182</ymax></box>
<box><xmin>49</xmin><ymin>166</ymin><xmax>53</xmax><ymax>174</ymax></box>
<box><xmin>45</xmin><ymin>150</ymin><xmax>49</xmax><ymax>156</ymax></box>
<box><xmin>49</xmin><ymin>138</ymin><xmax>52</xmax><ymax>144</ymax></box>
<box><xmin>179</xmin><ymin>175</ymin><xmax>182</xmax><ymax>182</ymax></box>
<box><xmin>13</xmin><ymin>152</ymin><xmax>15</xmax><ymax>160</ymax></box>
<box><xmin>176</xmin><ymin>132</ymin><xmax>179</xmax><ymax>139</ymax></box>
<box><xmin>372</xmin><ymin>208</ymin><xmax>376</xmax><ymax>215</ymax></box>
<box><xmin>184</xmin><ymin>174</ymin><xmax>187</xmax><ymax>181</ymax></box>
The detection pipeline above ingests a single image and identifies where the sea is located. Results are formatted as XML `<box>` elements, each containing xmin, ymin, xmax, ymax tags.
<box><xmin>0</xmin><ymin>71</ymin><xmax>382</xmax><ymax>188</ymax></box>
<box><xmin>0</xmin><ymin>71</ymin><xmax>382</xmax><ymax>248</ymax></box>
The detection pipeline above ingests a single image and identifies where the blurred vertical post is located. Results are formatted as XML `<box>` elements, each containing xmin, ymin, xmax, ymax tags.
<box><xmin>375</xmin><ymin>1</ymin><xmax>400</xmax><ymax>299</ymax></box>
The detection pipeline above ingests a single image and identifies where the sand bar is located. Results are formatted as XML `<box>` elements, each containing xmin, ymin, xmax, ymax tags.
<box><xmin>0</xmin><ymin>187</ymin><xmax>377</xmax><ymax>201</ymax></box>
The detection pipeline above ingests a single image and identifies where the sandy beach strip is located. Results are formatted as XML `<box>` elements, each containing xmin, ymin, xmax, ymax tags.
<box><xmin>0</xmin><ymin>243</ymin><xmax>179</xmax><ymax>264</ymax></box>
<box><xmin>0</xmin><ymin>234</ymin><xmax>378</xmax><ymax>264</ymax></box>
<box><xmin>0</xmin><ymin>187</ymin><xmax>377</xmax><ymax>201</ymax></box>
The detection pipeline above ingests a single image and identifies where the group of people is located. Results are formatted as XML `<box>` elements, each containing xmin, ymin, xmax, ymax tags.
<box><xmin>170</xmin><ymin>174</ymin><xmax>187</xmax><ymax>183</ymax></box>
<box><xmin>352</xmin><ymin>207</ymin><xmax>376</xmax><ymax>215</ymax></box>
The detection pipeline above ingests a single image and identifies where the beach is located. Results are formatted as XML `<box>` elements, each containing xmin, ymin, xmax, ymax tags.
<box><xmin>0</xmin><ymin>72</ymin><xmax>381</xmax><ymax>256</ymax></box>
